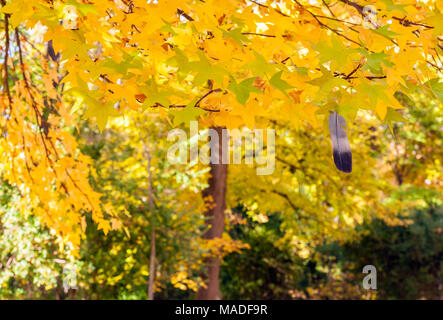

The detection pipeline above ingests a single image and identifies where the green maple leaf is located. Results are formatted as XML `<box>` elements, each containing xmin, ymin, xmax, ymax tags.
<box><xmin>167</xmin><ymin>48</ymin><xmax>192</xmax><ymax>82</ymax></box>
<box><xmin>337</xmin><ymin>94</ymin><xmax>362</xmax><ymax>120</ymax></box>
<box><xmin>66</xmin><ymin>75</ymin><xmax>119</xmax><ymax>131</ymax></box>
<box><xmin>159</xmin><ymin>19</ymin><xmax>177</xmax><ymax>36</ymax></box>
<box><xmin>424</xmin><ymin>9</ymin><xmax>443</xmax><ymax>36</ymax></box>
<box><xmin>385</xmin><ymin>107</ymin><xmax>407</xmax><ymax>134</ymax></box>
<box><xmin>102</xmin><ymin>51</ymin><xmax>142</xmax><ymax>77</ymax></box>
<box><xmin>167</xmin><ymin>48</ymin><xmax>190</xmax><ymax>69</ymax></box>
<box><xmin>170</xmin><ymin>49</ymin><xmax>227</xmax><ymax>86</ymax></box>
<box><xmin>356</xmin><ymin>80</ymin><xmax>391</xmax><ymax>107</ymax></box>
<box><xmin>246</xmin><ymin>51</ymin><xmax>278</xmax><ymax>78</ymax></box>
<box><xmin>359</xmin><ymin>49</ymin><xmax>393</xmax><ymax>74</ymax></box>
<box><xmin>228</xmin><ymin>77</ymin><xmax>261</xmax><ymax>105</ymax></box>
<box><xmin>188</xmin><ymin>52</ymin><xmax>227</xmax><ymax>86</ymax></box>
<box><xmin>269</xmin><ymin>71</ymin><xmax>293</xmax><ymax>97</ymax></box>
<box><xmin>142</xmin><ymin>92</ymin><xmax>171</xmax><ymax>109</ymax></box>
<box><xmin>313</xmin><ymin>36</ymin><xmax>352</xmax><ymax>68</ymax></box>
<box><xmin>307</xmin><ymin>68</ymin><xmax>348</xmax><ymax>101</ymax></box>
<box><xmin>83</xmin><ymin>99</ymin><xmax>120</xmax><ymax>131</ymax></box>
<box><xmin>425</xmin><ymin>78</ymin><xmax>443</xmax><ymax>104</ymax></box>
<box><xmin>295</xmin><ymin>67</ymin><xmax>309</xmax><ymax>76</ymax></box>
<box><xmin>140</xmin><ymin>78</ymin><xmax>173</xmax><ymax>108</ymax></box>
<box><xmin>221</xmin><ymin>28</ymin><xmax>251</xmax><ymax>46</ymax></box>
<box><xmin>65</xmin><ymin>0</ymin><xmax>98</xmax><ymax>16</ymax></box>
<box><xmin>372</xmin><ymin>25</ymin><xmax>400</xmax><ymax>41</ymax></box>
<box><xmin>381</xmin><ymin>0</ymin><xmax>408</xmax><ymax>14</ymax></box>
<box><xmin>170</xmin><ymin>101</ymin><xmax>206</xmax><ymax>127</ymax></box>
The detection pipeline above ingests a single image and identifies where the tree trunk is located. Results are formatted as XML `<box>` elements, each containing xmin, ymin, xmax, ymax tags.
<box><xmin>196</xmin><ymin>127</ymin><xmax>228</xmax><ymax>300</ymax></box>
<box><xmin>145</xmin><ymin>143</ymin><xmax>156</xmax><ymax>300</ymax></box>
<box><xmin>148</xmin><ymin>224</ymin><xmax>156</xmax><ymax>300</ymax></box>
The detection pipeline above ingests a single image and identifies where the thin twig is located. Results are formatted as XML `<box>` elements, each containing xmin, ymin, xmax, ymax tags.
<box><xmin>2</xmin><ymin>2</ymin><xmax>12</xmax><ymax>106</ymax></box>
<box><xmin>242</xmin><ymin>32</ymin><xmax>276</xmax><ymax>38</ymax></box>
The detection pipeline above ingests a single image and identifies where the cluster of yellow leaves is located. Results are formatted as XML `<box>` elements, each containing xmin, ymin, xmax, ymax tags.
<box><xmin>0</xmin><ymin>36</ymin><xmax>118</xmax><ymax>253</ymax></box>
<box><xmin>170</xmin><ymin>268</ymin><xmax>202</xmax><ymax>292</ymax></box>
<box><xmin>201</xmin><ymin>232</ymin><xmax>250</xmax><ymax>258</ymax></box>
<box><xmin>1</xmin><ymin>0</ymin><xmax>440</xmax><ymax>132</ymax></box>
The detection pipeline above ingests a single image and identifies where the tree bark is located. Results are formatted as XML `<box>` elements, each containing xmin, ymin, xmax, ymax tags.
<box><xmin>196</xmin><ymin>127</ymin><xmax>228</xmax><ymax>300</ymax></box>
<box><xmin>145</xmin><ymin>143</ymin><xmax>156</xmax><ymax>300</ymax></box>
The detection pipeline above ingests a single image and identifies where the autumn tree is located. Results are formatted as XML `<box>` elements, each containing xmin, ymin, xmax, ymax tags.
<box><xmin>1</xmin><ymin>0</ymin><xmax>441</xmax><ymax>299</ymax></box>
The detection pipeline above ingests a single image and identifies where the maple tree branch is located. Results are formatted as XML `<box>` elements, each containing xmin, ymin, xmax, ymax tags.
<box><xmin>348</xmin><ymin>75</ymin><xmax>386</xmax><ymax>80</ymax></box>
<box><xmin>292</xmin><ymin>0</ymin><xmax>362</xmax><ymax>47</ymax></box>
<box><xmin>315</xmin><ymin>15</ymin><xmax>359</xmax><ymax>26</ymax></box>
<box><xmin>281</xmin><ymin>56</ymin><xmax>291</xmax><ymax>64</ymax></box>
<box><xmin>15</xmin><ymin>28</ymin><xmax>44</xmax><ymax>122</ymax></box>
<box><xmin>17</xmin><ymin>30</ymin><xmax>45</xmax><ymax>56</ymax></box>
<box><xmin>143</xmin><ymin>102</ymin><xmax>221</xmax><ymax>112</ymax></box>
<box><xmin>430</xmin><ymin>55</ymin><xmax>443</xmax><ymax>72</ymax></box>
<box><xmin>426</xmin><ymin>60</ymin><xmax>443</xmax><ymax>72</ymax></box>
<box><xmin>195</xmin><ymin>88</ymin><xmax>222</xmax><ymax>107</ymax></box>
<box><xmin>120</xmin><ymin>0</ymin><xmax>134</xmax><ymax>14</ymax></box>
<box><xmin>137</xmin><ymin>89</ymin><xmax>223</xmax><ymax>112</ymax></box>
<box><xmin>131</xmin><ymin>24</ymin><xmax>141</xmax><ymax>33</ymax></box>
<box><xmin>275</xmin><ymin>156</ymin><xmax>300</xmax><ymax>173</ymax></box>
<box><xmin>391</xmin><ymin>16</ymin><xmax>433</xmax><ymax>29</ymax></box>
<box><xmin>338</xmin><ymin>0</ymin><xmax>364</xmax><ymax>15</ymax></box>
<box><xmin>431</xmin><ymin>49</ymin><xmax>442</xmax><ymax>65</ymax></box>
<box><xmin>242</xmin><ymin>32</ymin><xmax>276</xmax><ymax>38</ymax></box>
<box><xmin>177</xmin><ymin>8</ymin><xmax>194</xmax><ymax>22</ymax></box>
<box><xmin>339</xmin><ymin>0</ymin><xmax>434</xmax><ymax>29</ymax></box>
<box><xmin>271</xmin><ymin>190</ymin><xmax>299</xmax><ymax>212</ymax></box>
<box><xmin>15</xmin><ymin>28</ymin><xmax>98</xmax><ymax>211</ymax></box>
<box><xmin>247</xmin><ymin>0</ymin><xmax>268</xmax><ymax>8</ymax></box>
<box><xmin>2</xmin><ymin>2</ymin><xmax>12</xmax><ymax>106</ymax></box>
<box><xmin>275</xmin><ymin>150</ymin><xmax>342</xmax><ymax>191</ymax></box>
<box><xmin>344</xmin><ymin>63</ymin><xmax>362</xmax><ymax>79</ymax></box>
<box><xmin>169</xmin><ymin>104</ymin><xmax>222</xmax><ymax>112</ymax></box>
<box><xmin>247</xmin><ymin>0</ymin><xmax>289</xmax><ymax>17</ymax></box>
<box><xmin>322</xmin><ymin>0</ymin><xmax>336</xmax><ymax>18</ymax></box>
<box><xmin>264</xmin><ymin>187</ymin><xmax>323</xmax><ymax>222</ymax></box>
<box><xmin>15</xmin><ymin>28</ymin><xmax>48</xmax><ymax>137</ymax></box>
<box><xmin>21</xmin><ymin>134</ymin><xmax>35</xmax><ymax>183</ymax></box>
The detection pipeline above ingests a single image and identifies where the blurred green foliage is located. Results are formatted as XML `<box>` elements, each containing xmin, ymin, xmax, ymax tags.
<box><xmin>221</xmin><ymin>209</ymin><xmax>305</xmax><ymax>299</ymax></box>
<box><xmin>342</xmin><ymin>207</ymin><xmax>443</xmax><ymax>299</ymax></box>
<box><xmin>0</xmin><ymin>180</ymin><xmax>81</xmax><ymax>299</ymax></box>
